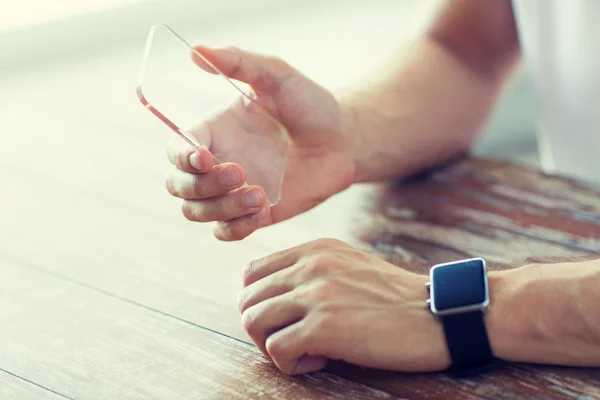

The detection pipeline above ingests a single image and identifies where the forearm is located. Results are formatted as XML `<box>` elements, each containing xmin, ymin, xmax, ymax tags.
<box><xmin>488</xmin><ymin>257</ymin><xmax>600</xmax><ymax>366</ymax></box>
<box><xmin>340</xmin><ymin>34</ymin><xmax>519</xmax><ymax>183</ymax></box>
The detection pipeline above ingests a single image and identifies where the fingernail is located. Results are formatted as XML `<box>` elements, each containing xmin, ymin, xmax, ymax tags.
<box><xmin>221</xmin><ymin>167</ymin><xmax>241</xmax><ymax>187</ymax></box>
<box><xmin>252</xmin><ymin>207</ymin><xmax>269</xmax><ymax>221</ymax></box>
<box><xmin>189</xmin><ymin>151</ymin><xmax>202</xmax><ymax>170</ymax></box>
<box><xmin>244</xmin><ymin>190</ymin><xmax>263</xmax><ymax>208</ymax></box>
<box><xmin>291</xmin><ymin>356</ymin><xmax>328</xmax><ymax>375</ymax></box>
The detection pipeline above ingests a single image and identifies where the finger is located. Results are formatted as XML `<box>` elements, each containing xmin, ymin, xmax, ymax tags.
<box><xmin>242</xmin><ymin>292</ymin><xmax>306</xmax><ymax>358</ymax></box>
<box><xmin>166</xmin><ymin>163</ymin><xmax>245</xmax><ymax>200</ymax></box>
<box><xmin>191</xmin><ymin>45</ymin><xmax>293</xmax><ymax>93</ymax></box>
<box><xmin>238</xmin><ymin>270</ymin><xmax>293</xmax><ymax>313</ymax></box>
<box><xmin>166</xmin><ymin>135</ymin><xmax>216</xmax><ymax>173</ymax></box>
<box><xmin>265</xmin><ymin>321</ymin><xmax>328</xmax><ymax>375</ymax></box>
<box><xmin>241</xmin><ymin>246</ymin><xmax>302</xmax><ymax>287</ymax></box>
<box><xmin>213</xmin><ymin>205</ymin><xmax>272</xmax><ymax>242</ymax></box>
<box><xmin>242</xmin><ymin>238</ymin><xmax>342</xmax><ymax>287</ymax></box>
<box><xmin>189</xmin><ymin>48</ymin><xmax>219</xmax><ymax>75</ymax></box>
<box><xmin>181</xmin><ymin>186</ymin><xmax>266</xmax><ymax>222</ymax></box>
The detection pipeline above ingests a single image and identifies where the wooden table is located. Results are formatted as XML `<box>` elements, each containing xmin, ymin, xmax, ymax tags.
<box><xmin>1</xmin><ymin>154</ymin><xmax>600</xmax><ymax>399</ymax></box>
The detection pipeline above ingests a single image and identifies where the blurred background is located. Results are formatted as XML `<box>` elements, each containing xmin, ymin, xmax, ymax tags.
<box><xmin>1</xmin><ymin>0</ymin><xmax>539</xmax><ymax>171</ymax></box>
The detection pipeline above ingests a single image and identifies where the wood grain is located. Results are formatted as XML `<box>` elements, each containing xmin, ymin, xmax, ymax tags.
<box><xmin>0</xmin><ymin>168</ymin><xmax>265</xmax><ymax>342</ymax></box>
<box><xmin>0</xmin><ymin>370</ymin><xmax>68</xmax><ymax>400</ymax></box>
<box><xmin>353</xmin><ymin>158</ymin><xmax>600</xmax><ymax>268</ymax></box>
<box><xmin>0</xmin><ymin>261</ymin><xmax>397</xmax><ymax>400</ymax></box>
<box><xmin>326</xmin><ymin>361</ymin><xmax>600</xmax><ymax>400</ymax></box>
<box><xmin>3</xmin><ymin>157</ymin><xmax>600</xmax><ymax>399</ymax></box>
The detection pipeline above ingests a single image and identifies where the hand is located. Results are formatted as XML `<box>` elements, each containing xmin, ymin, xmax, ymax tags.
<box><xmin>237</xmin><ymin>238</ymin><xmax>451</xmax><ymax>375</ymax></box>
<box><xmin>165</xmin><ymin>46</ymin><xmax>356</xmax><ymax>241</ymax></box>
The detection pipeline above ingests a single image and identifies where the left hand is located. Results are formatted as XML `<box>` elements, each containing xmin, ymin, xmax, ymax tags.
<box><xmin>238</xmin><ymin>238</ymin><xmax>451</xmax><ymax>375</ymax></box>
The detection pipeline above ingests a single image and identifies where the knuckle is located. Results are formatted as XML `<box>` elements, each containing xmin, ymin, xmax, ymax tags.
<box><xmin>226</xmin><ymin>45</ymin><xmax>242</xmax><ymax>53</ymax></box>
<box><xmin>226</xmin><ymin>46</ymin><xmax>244</xmax><ymax>77</ymax></box>
<box><xmin>183</xmin><ymin>201</ymin><xmax>212</xmax><ymax>223</ymax></box>
<box><xmin>236</xmin><ymin>289</ymin><xmax>247</xmax><ymax>312</ymax></box>
<box><xmin>213</xmin><ymin>221</ymin><xmax>231</xmax><ymax>240</ymax></box>
<box><xmin>268</xmin><ymin>55</ymin><xmax>291</xmax><ymax>71</ymax></box>
<box><xmin>310</xmin><ymin>238</ymin><xmax>345</xmax><ymax>251</ymax></box>
<box><xmin>304</xmin><ymin>259</ymin><xmax>328</xmax><ymax>277</ymax></box>
<box><xmin>215</xmin><ymin>221</ymin><xmax>248</xmax><ymax>242</ymax></box>
<box><xmin>278</xmin><ymin>362</ymin><xmax>295</xmax><ymax>376</ymax></box>
<box><xmin>177</xmin><ymin>151</ymin><xmax>190</xmax><ymax>170</ymax></box>
<box><xmin>165</xmin><ymin>172</ymin><xmax>177</xmax><ymax>196</ymax></box>
<box><xmin>242</xmin><ymin>260</ymin><xmax>258</xmax><ymax>287</ymax></box>
<box><xmin>311</xmin><ymin>280</ymin><xmax>337</xmax><ymax>301</ymax></box>
<box><xmin>304</xmin><ymin>254</ymin><xmax>339</xmax><ymax>277</ymax></box>
<box><xmin>265</xmin><ymin>335</ymin><xmax>283</xmax><ymax>359</ymax></box>
<box><xmin>166</xmin><ymin>169</ymin><xmax>200</xmax><ymax>199</ymax></box>
<box><xmin>181</xmin><ymin>201</ymin><xmax>197</xmax><ymax>221</ymax></box>
<box><xmin>241</xmin><ymin>309</ymin><xmax>257</xmax><ymax>336</ymax></box>
<box><xmin>348</xmin><ymin>247</ymin><xmax>369</xmax><ymax>262</ymax></box>
<box><xmin>226</xmin><ymin>224</ymin><xmax>249</xmax><ymax>242</ymax></box>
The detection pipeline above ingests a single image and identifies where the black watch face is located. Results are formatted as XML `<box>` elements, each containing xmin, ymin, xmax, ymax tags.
<box><xmin>430</xmin><ymin>258</ymin><xmax>488</xmax><ymax>315</ymax></box>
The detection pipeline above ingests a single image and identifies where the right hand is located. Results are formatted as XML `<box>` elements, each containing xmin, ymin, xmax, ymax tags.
<box><xmin>165</xmin><ymin>46</ymin><xmax>356</xmax><ymax>241</ymax></box>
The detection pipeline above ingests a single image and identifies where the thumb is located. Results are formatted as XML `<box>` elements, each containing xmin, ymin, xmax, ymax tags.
<box><xmin>191</xmin><ymin>45</ymin><xmax>292</xmax><ymax>94</ymax></box>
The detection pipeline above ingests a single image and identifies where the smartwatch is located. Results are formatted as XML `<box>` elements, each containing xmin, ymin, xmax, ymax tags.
<box><xmin>426</xmin><ymin>257</ymin><xmax>495</xmax><ymax>376</ymax></box>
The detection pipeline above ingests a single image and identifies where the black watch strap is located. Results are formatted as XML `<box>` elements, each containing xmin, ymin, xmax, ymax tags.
<box><xmin>441</xmin><ymin>310</ymin><xmax>495</xmax><ymax>376</ymax></box>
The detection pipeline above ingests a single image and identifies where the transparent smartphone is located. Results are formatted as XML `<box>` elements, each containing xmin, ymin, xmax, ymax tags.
<box><xmin>137</xmin><ymin>24</ymin><xmax>289</xmax><ymax>205</ymax></box>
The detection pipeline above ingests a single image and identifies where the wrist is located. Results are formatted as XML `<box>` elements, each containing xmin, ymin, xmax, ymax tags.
<box><xmin>485</xmin><ymin>267</ymin><xmax>564</xmax><ymax>364</ymax></box>
<box><xmin>338</xmin><ymin>96</ymin><xmax>372</xmax><ymax>184</ymax></box>
<box><xmin>482</xmin><ymin>269</ymin><xmax>523</xmax><ymax>362</ymax></box>
<box><xmin>486</xmin><ymin>262</ymin><xmax>600</xmax><ymax>366</ymax></box>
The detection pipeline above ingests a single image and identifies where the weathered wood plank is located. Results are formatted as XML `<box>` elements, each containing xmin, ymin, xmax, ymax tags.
<box><xmin>0</xmin><ymin>261</ymin><xmax>396</xmax><ymax>400</ymax></box>
<box><xmin>3</xmin><ymin>162</ymin><xmax>600</xmax><ymax>399</ymax></box>
<box><xmin>326</xmin><ymin>361</ymin><xmax>600</xmax><ymax>400</ymax></box>
<box><xmin>351</xmin><ymin>159</ymin><xmax>600</xmax><ymax>268</ymax></box>
<box><xmin>0</xmin><ymin>370</ymin><xmax>68</xmax><ymax>400</ymax></box>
